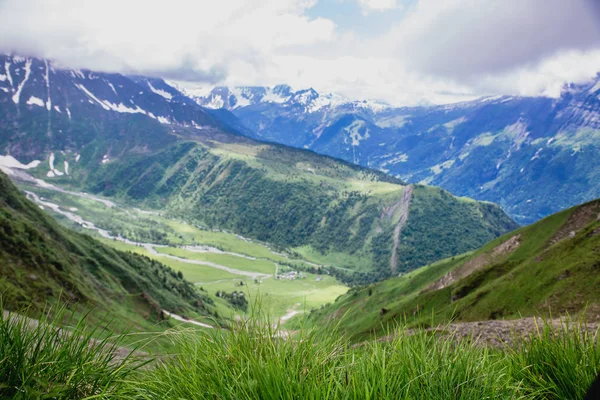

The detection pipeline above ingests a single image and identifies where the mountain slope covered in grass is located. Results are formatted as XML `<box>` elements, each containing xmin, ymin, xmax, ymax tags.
<box><xmin>304</xmin><ymin>198</ymin><xmax>600</xmax><ymax>339</ymax></box>
<box><xmin>0</xmin><ymin>171</ymin><xmax>219</xmax><ymax>328</ymax></box>
<box><xmin>80</xmin><ymin>136</ymin><xmax>517</xmax><ymax>282</ymax></box>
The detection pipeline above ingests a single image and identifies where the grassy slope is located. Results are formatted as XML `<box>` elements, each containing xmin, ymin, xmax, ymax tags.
<box><xmin>15</xmin><ymin>182</ymin><xmax>349</xmax><ymax>319</ymax></box>
<box><xmin>0</xmin><ymin>171</ymin><xmax>220</xmax><ymax>331</ymax></box>
<box><xmin>304</xmin><ymin>198</ymin><xmax>600</xmax><ymax>339</ymax></box>
<box><xmin>72</xmin><ymin>131</ymin><xmax>517</xmax><ymax>283</ymax></box>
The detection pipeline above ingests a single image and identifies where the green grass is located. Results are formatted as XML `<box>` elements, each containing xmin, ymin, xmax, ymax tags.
<box><xmin>95</xmin><ymin>239</ymin><xmax>241</xmax><ymax>283</ymax></box>
<box><xmin>293</xmin><ymin>245</ymin><xmax>374</xmax><ymax>272</ymax></box>
<box><xmin>156</xmin><ymin>247</ymin><xmax>277</xmax><ymax>275</ymax></box>
<box><xmin>132</xmin><ymin>314</ymin><xmax>599</xmax><ymax>399</ymax></box>
<box><xmin>204</xmin><ymin>273</ymin><xmax>348</xmax><ymax>319</ymax></box>
<box><xmin>99</xmin><ymin>238</ymin><xmax>348</xmax><ymax>320</ymax></box>
<box><xmin>2</xmin><ymin>302</ymin><xmax>598</xmax><ymax>399</ymax></box>
<box><xmin>157</xmin><ymin>218</ymin><xmax>292</xmax><ymax>262</ymax></box>
<box><xmin>0</xmin><ymin>306</ymin><xmax>144</xmax><ymax>399</ymax></box>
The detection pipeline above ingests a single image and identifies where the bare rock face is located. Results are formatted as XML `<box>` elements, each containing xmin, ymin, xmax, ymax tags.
<box><xmin>550</xmin><ymin>203</ymin><xmax>600</xmax><ymax>246</ymax></box>
<box><xmin>423</xmin><ymin>234</ymin><xmax>521</xmax><ymax>293</ymax></box>
<box><xmin>380</xmin><ymin>317</ymin><xmax>599</xmax><ymax>349</ymax></box>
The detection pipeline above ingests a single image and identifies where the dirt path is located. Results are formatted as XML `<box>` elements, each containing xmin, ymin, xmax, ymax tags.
<box><xmin>23</xmin><ymin>191</ymin><xmax>270</xmax><ymax>279</ymax></box>
<box><xmin>390</xmin><ymin>185</ymin><xmax>413</xmax><ymax>275</ymax></box>
<box><xmin>162</xmin><ymin>310</ymin><xmax>214</xmax><ymax>329</ymax></box>
<box><xmin>380</xmin><ymin>317</ymin><xmax>599</xmax><ymax>348</ymax></box>
<box><xmin>144</xmin><ymin>244</ymin><xmax>270</xmax><ymax>279</ymax></box>
<box><xmin>182</xmin><ymin>245</ymin><xmax>257</xmax><ymax>260</ymax></box>
<box><xmin>280</xmin><ymin>304</ymin><xmax>302</xmax><ymax>324</ymax></box>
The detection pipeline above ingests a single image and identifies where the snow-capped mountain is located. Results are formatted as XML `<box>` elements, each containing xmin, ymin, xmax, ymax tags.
<box><xmin>191</xmin><ymin>77</ymin><xmax>600</xmax><ymax>225</ymax></box>
<box><xmin>0</xmin><ymin>54</ymin><xmax>243</xmax><ymax>133</ymax></box>
<box><xmin>0</xmin><ymin>53</ymin><xmax>255</xmax><ymax>182</ymax></box>
<box><xmin>191</xmin><ymin>85</ymin><xmax>390</xmax><ymax>114</ymax></box>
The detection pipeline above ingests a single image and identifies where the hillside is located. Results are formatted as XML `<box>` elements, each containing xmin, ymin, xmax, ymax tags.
<box><xmin>0</xmin><ymin>54</ymin><xmax>517</xmax><ymax>283</ymax></box>
<box><xmin>194</xmin><ymin>81</ymin><xmax>600</xmax><ymax>225</ymax></box>
<box><xmin>0</xmin><ymin>171</ymin><xmax>219</xmax><ymax>329</ymax></box>
<box><xmin>304</xmin><ymin>198</ymin><xmax>600</xmax><ymax>339</ymax></box>
<box><xmin>80</xmin><ymin>136</ymin><xmax>517</xmax><ymax>282</ymax></box>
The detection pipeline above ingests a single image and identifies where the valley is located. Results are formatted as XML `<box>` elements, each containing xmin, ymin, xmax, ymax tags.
<box><xmin>13</xmin><ymin>174</ymin><xmax>348</xmax><ymax>321</ymax></box>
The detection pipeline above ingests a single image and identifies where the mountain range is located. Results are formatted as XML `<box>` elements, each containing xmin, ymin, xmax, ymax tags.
<box><xmin>0</xmin><ymin>54</ymin><xmax>517</xmax><ymax>283</ymax></box>
<box><xmin>191</xmin><ymin>80</ymin><xmax>600</xmax><ymax>225</ymax></box>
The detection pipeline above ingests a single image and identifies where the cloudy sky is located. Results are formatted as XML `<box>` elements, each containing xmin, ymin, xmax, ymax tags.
<box><xmin>1</xmin><ymin>0</ymin><xmax>600</xmax><ymax>105</ymax></box>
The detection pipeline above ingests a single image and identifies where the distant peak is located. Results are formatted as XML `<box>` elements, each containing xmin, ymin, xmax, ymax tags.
<box><xmin>189</xmin><ymin>84</ymin><xmax>391</xmax><ymax>114</ymax></box>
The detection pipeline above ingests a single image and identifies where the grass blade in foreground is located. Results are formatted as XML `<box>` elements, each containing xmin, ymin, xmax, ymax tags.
<box><xmin>0</xmin><ymin>305</ymin><xmax>145</xmax><ymax>399</ymax></box>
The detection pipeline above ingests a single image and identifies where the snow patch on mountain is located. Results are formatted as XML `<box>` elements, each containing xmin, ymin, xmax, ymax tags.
<box><xmin>206</xmin><ymin>95</ymin><xmax>225</xmax><ymax>109</ymax></box>
<box><xmin>108</xmin><ymin>103</ymin><xmax>146</xmax><ymax>114</ymax></box>
<box><xmin>306</xmin><ymin>92</ymin><xmax>348</xmax><ymax>113</ymax></box>
<box><xmin>107</xmin><ymin>81</ymin><xmax>118</xmax><ymax>95</ymax></box>
<box><xmin>44</xmin><ymin>60</ymin><xmax>51</xmax><ymax>111</ymax></box>
<box><xmin>380</xmin><ymin>153</ymin><xmax>409</xmax><ymax>167</ymax></box>
<box><xmin>589</xmin><ymin>80</ymin><xmax>600</xmax><ymax>94</ymax></box>
<box><xmin>76</xmin><ymin>83</ymin><xmax>110</xmax><ymax>110</ymax></box>
<box><xmin>0</xmin><ymin>155</ymin><xmax>41</xmax><ymax>170</ymax></box>
<box><xmin>46</xmin><ymin>152</ymin><xmax>64</xmax><ymax>177</ymax></box>
<box><xmin>147</xmin><ymin>81</ymin><xmax>173</xmax><ymax>100</ymax></box>
<box><xmin>4</xmin><ymin>61</ymin><xmax>13</xmax><ymax>88</ymax></box>
<box><xmin>26</xmin><ymin>96</ymin><xmax>45</xmax><ymax>107</ymax></box>
<box><xmin>343</xmin><ymin>120</ymin><xmax>370</xmax><ymax>163</ymax></box>
<box><xmin>530</xmin><ymin>148</ymin><xmax>543</xmax><ymax>161</ymax></box>
<box><xmin>12</xmin><ymin>59</ymin><xmax>32</xmax><ymax>104</ymax></box>
<box><xmin>229</xmin><ymin>87</ymin><xmax>254</xmax><ymax>108</ymax></box>
<box><xmin>262</xmin><ymin>87</ymin><xmax>291</xmax><ymax>104</ymax></box>
<box><xmin>75</xmin><ymin>83</ymin><xmax>147</xmax><ymax>115</ymax></box>
<box><xmin>344</xmin><ymin>120</ymin><xmax>370</xmax><ymax>147</ymax></box>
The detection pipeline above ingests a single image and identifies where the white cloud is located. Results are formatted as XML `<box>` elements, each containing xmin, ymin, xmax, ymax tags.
<box><xmin>358</xmin><ymin>0</ymin><xmax>398</xmax><ymax>13</ymax></box>
<box><xmin>0</xmin><ymin>0</ymin><xmax>335</xmax><ymax>82</ymax></box>
<box><xmin>0</xmin><ymin>0</ymin><xmax>599</xmax><ymax>105</ymax></box>
<box><xmin>473</xmin><ymin>49</ymin><xmax>600</xmax><ymax>98</ymax></box>
<box><xmin>386</xmin><ymin>0</ymin><xmax>600</xmax><ymax>79</ymax></box>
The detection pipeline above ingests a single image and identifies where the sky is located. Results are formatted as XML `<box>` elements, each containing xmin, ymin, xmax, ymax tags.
<box><xmin>1</xmin><ymin>0</ymin><xmax>600</xmax><ymax>106</ymax></box>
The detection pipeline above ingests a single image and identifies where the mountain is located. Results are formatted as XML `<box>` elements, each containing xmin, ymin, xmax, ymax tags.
<box><xmin>0</xmin><ymin>170</ymin><xmax>218</xmax><ymax>328</ymax></box>
<box><xmin>304</xmin><ymin>197</ymin><xmax>600</xmax><ymax>339</ymax></box>
<box><xmin>0</xmin><ymin>54</ymin><xmax>517</xmax><ymax>283</ymax></box>
<box><xmin>193</xmin><ymin>81</ymin><xmax>600</xmax><ymax>225</ymax></box>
